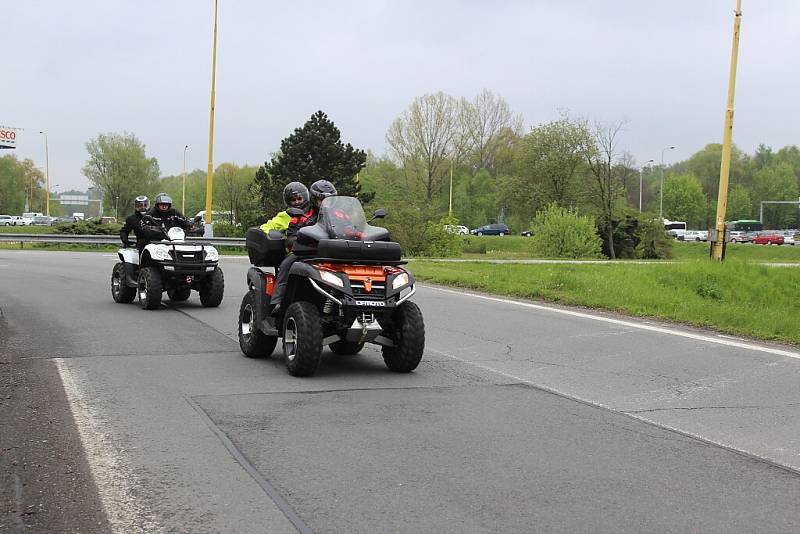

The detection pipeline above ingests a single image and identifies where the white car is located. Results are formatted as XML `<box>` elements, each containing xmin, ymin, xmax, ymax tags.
<box><xmin>444</xmin><ymin>224</ymin><xmax>469</xmax><ymax>235</ymax></box>
<box><xmin>10</xmin><ymin>216</ymin><xmax>32</xmax><ymax>226</ymax></box>
<box><xmin>0</xmin><ymin>215</ymin><xmax>12</xmax><ymax>226</ymax></box>
<box><xmin>682</xmin><ymin>230</ymin><xmax>708</xmax><ymax>242</ymax></box>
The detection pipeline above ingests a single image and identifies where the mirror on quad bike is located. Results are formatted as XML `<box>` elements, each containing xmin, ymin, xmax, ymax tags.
<box><xmin>286</xmin><ymin>207</ymin><xmax>305</xmax><ymax>217</ymax></box>
<box><xmin>369</xmin><ymin>208</ymin><xmax>387</xmax><ymax>222</ymax></box>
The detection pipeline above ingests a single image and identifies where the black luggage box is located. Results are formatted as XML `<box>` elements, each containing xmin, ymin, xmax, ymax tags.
<box><xmin>317</xmin><ymin>239</ymin><xmax>402</xmax><ymax>261</ymax></box>
<box><xmin>246</xmin><ymin>227</ymin><xmax>286</xmax><ymax>267</ymax></box>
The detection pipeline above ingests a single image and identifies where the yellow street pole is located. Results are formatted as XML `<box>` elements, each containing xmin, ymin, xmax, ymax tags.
<box><xmin>204</xmin><ymin>0</ymin><xmax>219</xmax><ymax>237</ymax></box>
<box><xmin>182</xmin><ymin>144</ymin><xmax>189</xmax><ymax>214</ymax></box>
<box><xmin>448</xmin><ymin>160</ymin><xmax>453</xmax><ymax>217</ymax></box>
<box><xmin>711</xmin><ymin>0</ymin><xmax>743</xmax><ymax>261</ymax></box>
<box><xmin>40</xmin><ymin>131</ymin><xmax>50</xmax><ymax>216</ymax></box>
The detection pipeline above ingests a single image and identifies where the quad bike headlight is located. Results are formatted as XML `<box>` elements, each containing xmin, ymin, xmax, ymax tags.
<box><xmin>150</xmin><ymin>245</ymin><xmax>171</xmax><ymax>261</ymax></box>
<box><xmin>391</xmin><ymin>272</ymin><xmax>409</xmax><ymax>290</ymax></box>
<box><xmin>319</xmin><ymin>269</ymin><xmax>344</xmax><ymax>288</ymax></box>
<box><xmin>204</xmin><ymin>247</ymin><xmax>219</xmax><ymax>262</ymax></box>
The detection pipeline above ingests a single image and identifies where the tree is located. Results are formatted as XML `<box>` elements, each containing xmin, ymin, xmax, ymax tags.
<box><xmin>726</xmin><ymin>184</ymin><xmax>752</xmax><ymax>220</ymax></box>
<box><xmin>460</xmin><ymin>89</ymin><xmax>523</xmax><ymax>174</ymax></box>
<box><xmin>254</xmin><ymin>111</ymin><xmax>367</xmax><ymax>215</ymax></box>
<box><xmin>751</xmin><ymin>162</ymin><xmax>799</xmax><ymax>228</ymax></box>
<box><xmin>386</xmin><ymin>92</ymin><xmax>462</xmax><ymax>201</ymax></box>
<box><xmin>662</xmin><ymin>173</ymin><xmax>706</xmax><ymax>228</ymax></box>
<box><xmin>81</xmin><ymin>132</ymin><xmax>160</xmax><ymax>218</ymax></box>
<box><xmin>513</xmin><ymin>116</ymin><xmax>593</xmax><ymax>210</ymax></box>
<box><xmin>0</xmin><ymin>155</ymin><xmax>44</xmax><ymax>214</ymax></box>
<box><xmin>681</xmin><ymin>143</ymin><xmax>747</xmax><ymax>196</ymax></box>
<box><xmin>585</xmin><ymin>120</ymin><xmax>627</xmax><ymax>259</ymax></box>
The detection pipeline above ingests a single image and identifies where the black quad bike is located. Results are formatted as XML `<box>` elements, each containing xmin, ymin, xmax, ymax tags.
<box><xmin>111</xmin><ymin>220</ymin><xmax>224</xmax><ymax>310</ymax></box>
<box><xmin>238</xmin><ymin>196</ymin><xmax>425</xmax><ymax>377</ymax></box>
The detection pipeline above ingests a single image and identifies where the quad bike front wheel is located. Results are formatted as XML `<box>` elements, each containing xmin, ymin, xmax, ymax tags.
<box><xmin>382</xmin><ymin>301</ymin><xmax>425</xmax><ymax>372</ymax></box>
<box><xmin>111</xmin><ymin>262</ymin><xmax>136</xmax><ymax>303</ymax></box>
<box><xmin>199</xmin><ymin>268</ymin><xmax>224</xmax><ymax>307</ymax></box>
<box><xmin>167</xmin><ymin>286</ymin><xmax>191</xmax><ymax>301</ymax></box>
<box><xmin>283</xmin><ymin>302</ymin><xmax>323</xmax><ymax>377</ymax></box>
<box><xmin>238</xmin><ymin>290</ymin><xmax>278</xmax><ymax>358</ymax></box>
<box><xmin>138</xmin><ymin>266</ymin><xmax>163</xmax><ymax>310</ymax></box>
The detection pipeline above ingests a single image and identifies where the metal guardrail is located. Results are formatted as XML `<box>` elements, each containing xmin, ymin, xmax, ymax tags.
<box><xmin>0</xmin><ymin>233</ymin><xmax>246</xmax><ymax>248</ymax></box>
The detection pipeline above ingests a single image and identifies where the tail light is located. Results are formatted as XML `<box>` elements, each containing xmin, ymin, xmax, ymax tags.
<box><xmin>265</xmin><ymin>273</ymin><xmax>276</xmax><ymax>296</ymax></box>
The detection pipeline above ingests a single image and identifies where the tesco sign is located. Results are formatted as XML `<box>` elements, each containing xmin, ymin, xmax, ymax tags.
<box><xmin>0</xmin><ymin>126</ymin><xmax>21</xmax><ymax>149</ymax></box>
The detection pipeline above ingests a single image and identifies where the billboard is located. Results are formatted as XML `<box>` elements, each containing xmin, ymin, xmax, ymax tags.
<box><xmin>0</xmin><ymin>125</ymin><xmax>22</xmax><ymax>149</ymax></box>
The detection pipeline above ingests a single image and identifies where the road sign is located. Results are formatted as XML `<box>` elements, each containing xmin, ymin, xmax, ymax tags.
<box><xmin>0</xmin><ymin>125</ymin><xmax>22</xmax><ymax>149</ymax></box>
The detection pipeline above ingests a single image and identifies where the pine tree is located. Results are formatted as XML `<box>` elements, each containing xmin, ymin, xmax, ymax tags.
<box><xmin>254</xmin><ymin>111</ymin><xmax>370</xmax><ymax>215</ymax></box>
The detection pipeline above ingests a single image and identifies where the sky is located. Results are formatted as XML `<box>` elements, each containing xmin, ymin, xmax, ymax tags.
<box><xmin>4</xmin><ymin>0</ymin><xmax>799</xmax><ymax>192</ymax></box>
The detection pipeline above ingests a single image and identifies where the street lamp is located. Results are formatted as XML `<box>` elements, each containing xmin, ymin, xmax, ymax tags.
<box><xmin>659</xmin><ymin>146</ymin><xmax>675</xmax><ymax>219</ymax></box>
<box><xmin>115</xmin><ymin>196</ymin><xmax>120</xmax><ymax>221</ymax></box>
<box><xmin>182</xmin><ymin>144</ymin><xmax>189</xmax><ymax>214</ymax></box>
<box><xmin>39</xmin><ymin>131</ymin><xmax>50</xmax><ymax>216</ymax></box>
<box><xmin>639</xmin><ymin>159</ymin><xmax>654</xmax><ymax>212</ymax></box>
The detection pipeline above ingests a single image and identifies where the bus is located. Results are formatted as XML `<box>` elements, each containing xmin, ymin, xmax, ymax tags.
<box><xmin>727</xmin><ymin>219</ymin><xmax>763</xmax><ymax>232</ymax></box>
<box><xmin>663</xmin><ymin>218</ymin><xmax>687</xmax><ymax>238</ymax></box>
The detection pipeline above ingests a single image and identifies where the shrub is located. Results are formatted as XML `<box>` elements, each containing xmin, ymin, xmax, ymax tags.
<box><xmin>596</xmin><ymin>210</ymin><xmax>673</xmax><ymax>260</ymax></box>
<box><xmin>211</xmin><ymin>222</ymin><xmax>245</xmax><ymax>237</ymax></box>
<box><xmin>423</xmin><ymin>215</ymin><xmax>463</xmax><ymax>257</ymax></box>
<box><xmin>54</xmin><ymin>219</ymin><xmax>122</xmax><ymax>235</ymax></box>
<box><xmin>529</xmin><ymin>203</ymin><xmax>602</xmax><ymax>259</ymax></box>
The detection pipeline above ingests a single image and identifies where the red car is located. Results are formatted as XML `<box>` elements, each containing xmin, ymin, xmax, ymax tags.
<box><xmin>752</xmin><ymin>233</ymin><xmax>784</xmax><ymax>245</ymax></box>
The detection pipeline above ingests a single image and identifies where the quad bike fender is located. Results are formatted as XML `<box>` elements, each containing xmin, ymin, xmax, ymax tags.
<box><xmin>247</xmin><ymin>267</ymin><xmax>277</xmax><ymax>335</ymax></box>
<box><xmin>118</xmin><ymin>248</ymin><xmax>139</xmax><ymax>265</ymax></box>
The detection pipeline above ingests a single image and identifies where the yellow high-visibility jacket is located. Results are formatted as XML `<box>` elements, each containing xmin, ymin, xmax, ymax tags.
<box><xmin>260</xmin><ymin>211</ymin><xmax>291</xmax><ymax>234</ymax></box>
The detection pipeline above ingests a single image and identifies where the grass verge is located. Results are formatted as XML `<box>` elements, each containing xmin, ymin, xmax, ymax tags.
<box><xmin>410</xmin><ymin>259</ymin><xmax>800</xmax><ymax>345</ymax></box>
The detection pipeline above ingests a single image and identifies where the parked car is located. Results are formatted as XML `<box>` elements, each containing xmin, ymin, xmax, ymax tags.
<box><xmin>668</xmin><ymin>229</ymin><xmax>687</xmax><ymax>239</ymax></box>
<box><xmin>728</xmin><ymin>231</ymin><xmax>750</xmax><ymax>243</ymax></box>
<box><xmin>752</xmin><ymin>232</ymin><xmax>784</xmax><ymax>245</ymax></box>
<box><xmin>10</xmin><ymin>216</ymin><xmax>32</xmax><ymax>226</ymax></box>
<box><xmin>470</xmin><ymin>223</ymin><xmax>510</xmax><ymax>236</ymax></box>
<box><xmin>681</xmin><ymin>230</ymin><xmax>708</xmax><ymax>242</ymax></box>
<box><xmin>779</xmin><ymin>231</ymin><xmax>796</xmax><ymax>246</ymax></box>
<box><xmin>0</xmin><ymin>215</ymin><xmax>12</xmax><ymax>226</ymax></box>
<box><xmin>30</xmin><ymin>215</ymin><xmax>55</xmax><ymax>226</ymax></box>
<box><xmin>444</xmin><ymin>224</ymin><xmax>469</xmax><ymax>235</ymax></box>
<box><xmin>520</xmin><ymin>230</ymin><xmax>533</xmax><ymax>237</ymax></box>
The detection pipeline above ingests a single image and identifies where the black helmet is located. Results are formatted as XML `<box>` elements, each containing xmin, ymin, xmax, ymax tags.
<box><xmin>134</xmin><ymin>195</ymin><xmax>149</xmax><ymax>214</ymax></box>
<box><xmin>283</xmin><ymin>182</ymin><xmax>310</xmax><ymax>210</ymax></box>
<box><xmin>310</xmin><ymin>180</ymin><xmax>337</xmax><ymax>204</ymax></box>
<box><xmin>154</xmin><ymin>192</ymin><xmax>172</xmax><ymax>209</ymax></box>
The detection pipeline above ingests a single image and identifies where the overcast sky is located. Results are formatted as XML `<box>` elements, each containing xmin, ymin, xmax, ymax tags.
<box><xmin>5</xmin><ymin>0</ymin><xmax>799</xmax><ymax>192</ymax></box>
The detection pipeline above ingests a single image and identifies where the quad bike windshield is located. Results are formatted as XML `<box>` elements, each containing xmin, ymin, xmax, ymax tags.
<box><xmin>317</xmin><ymin>196</ymin><xmax>374</xmax><ymax>241</ymax></box>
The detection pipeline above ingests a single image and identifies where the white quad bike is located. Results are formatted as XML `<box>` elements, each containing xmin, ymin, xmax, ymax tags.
<box><xmin>111</xmin><ymin>225</ymin><xmax>224</xmax><ymax>310</ymax></box>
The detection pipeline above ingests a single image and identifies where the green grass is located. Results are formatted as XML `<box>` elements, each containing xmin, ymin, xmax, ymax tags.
<box><xmin>0</xmin><ymin>225</ymin><xmax>57</xmax><ymax>234</ymax></box>
<box><xmin>410</xmin><ymin>259</ymin><xmax>800</xmax><ymax>345</ymax></box>
<box><xmin>671</xmin><ymin>240</ymin><xmax>800</xmax><ymax>262</ymax></box>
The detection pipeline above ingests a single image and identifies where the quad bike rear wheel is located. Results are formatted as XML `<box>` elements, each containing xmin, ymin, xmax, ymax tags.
<box><xmin>111</xmin><ymin>262</ymin><xmax>136</xmax><ymax>303</ymax></box>
<box><xmin>138</xmin><ymin>266</ymin><xmax>163</xmax><ymax>310</ymax></box>
<box><xmin>199</xmin><ymin>268</ymin><xmax>224</xmax><ymax>307</ymax></box>
<box><xmin>238</xmin><ymin>290</ymin><xmax>278</xmax><ymax>358</ymax></box>
<box><xmin>283</xmin><ymin>301</ymin><xmax>323</xmax><ymax>377</ymax></box>
<box><xmin>382</xmin><ymin>301</ymin><xmax>425</xmax><ymax>372</ymax></box>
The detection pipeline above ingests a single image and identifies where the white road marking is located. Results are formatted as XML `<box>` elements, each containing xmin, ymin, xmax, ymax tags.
<box><xmin>55</xmin><ymin>359</ymin><xmax>158</xmax><ymax>533</ymax></box>
<box><xmin>424</xmin><ymin>285</ymin><xmax>800</xmax><ymax>361</ymax></box>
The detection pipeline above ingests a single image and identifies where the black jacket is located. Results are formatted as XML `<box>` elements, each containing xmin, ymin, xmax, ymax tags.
<box><xmin>144</xmin><ymin>207</ymin><xmax>191</xmax><ymax>231</ymax></box>
<box><xmin>120</xmin><ymin>212</ymin><xmax>146</xmax><ymax>248</ymax></box>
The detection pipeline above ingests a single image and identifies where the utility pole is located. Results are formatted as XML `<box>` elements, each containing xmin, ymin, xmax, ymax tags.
<box><xmin>448</xmin><ymin>159</ymin><xmax>453</xmax><ymax>217</ymax></box>
<box><xmin>204</xmin><ymin>0</ymin><xmax>219</xmax><ymax>237</ymax></box>
<box><xmin>711</xmin><ymin>0</ymin><xmax>743</xmax><ymax>261</ymax></box>
<box><xmin>182</xmin><ymin>144</ymin><xmax>189</xmax><ymax>214</ymax></box>
<box><xmin>40</xmin><ymin>131</ymin><xmax>50</xmax><ymax>216</ymax></box>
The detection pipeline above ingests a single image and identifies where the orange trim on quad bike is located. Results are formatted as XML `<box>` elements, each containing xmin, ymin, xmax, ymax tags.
<box><xmin>315</xmin><ymin>263</ymin><xmax>388</xmax><ymax>293</ymax></box>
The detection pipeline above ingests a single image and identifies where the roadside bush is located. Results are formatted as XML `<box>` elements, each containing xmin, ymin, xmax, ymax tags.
<box><xmin>423</xmin><ymin>215</ymin><xmax>462</xmax><ymax>257</ymax></box>
<box><xmin>529</xmin><ymin>203</ymin><xmax>602</xmax><ymax>259</ymax></box>
<box><xmin>211</xmin><ymin>222</ymin><xmax>245</xmax><ymax>237</ymax></box>
<box><xmin>597</xmin><ymin>210</ymin><xmax>672</xmax><ymax>259</ymax></box>
<box><xmin>54</xmin><ymin>219</ymin><xmax>122</xmax><ymax>235</ymax></box>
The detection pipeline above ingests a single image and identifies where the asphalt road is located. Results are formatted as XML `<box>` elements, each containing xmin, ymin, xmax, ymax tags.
<box><xmin>1</xmin><ymin>249</ymin><xmax>799</xmax><ymax>533</ymax></box>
